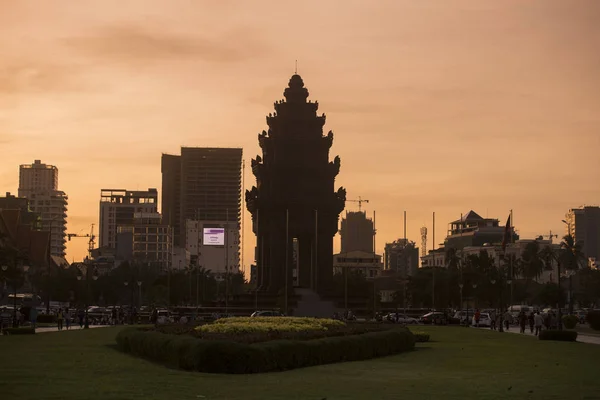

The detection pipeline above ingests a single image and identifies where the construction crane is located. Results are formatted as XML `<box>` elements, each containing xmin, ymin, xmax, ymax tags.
<box><xmin>66</xmin><ymin>224</ymin><xmax>96</xmax><ymax>258</ymax></box>
<box><xmin>346</xmin><ymin>196</ymin><xmax>370</xmax><ymax>212</ymax></box>
<box><xmin>536</xmin><ymin>230</ymin><xmax>559</xmax><ymax>244</ymax></box>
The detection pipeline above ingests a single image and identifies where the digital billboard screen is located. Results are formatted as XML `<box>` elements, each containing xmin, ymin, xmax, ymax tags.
<box><xmin>203</xmin><ymin>228</ymin><xmax>225</xmax><ymax>246</ymax></box>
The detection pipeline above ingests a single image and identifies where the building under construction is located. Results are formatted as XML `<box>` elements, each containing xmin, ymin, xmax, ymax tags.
<box><xmin>340</xmin><ymin>211</ymin><xmax>374</xmax><ymax>253</ymax></box>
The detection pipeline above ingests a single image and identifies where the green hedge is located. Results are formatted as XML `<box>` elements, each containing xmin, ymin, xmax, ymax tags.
<box><xmin>2</xmin><ymin>327</ymin><xmax>36</xmax><ymax>335</ymax></box>
<box><xmin>36</xmin><ymin>315</ymin><xmax>56</xmax><ymax>324</ymax></box>
<box><xmin>587</xmin><ymin>311</ymin><xmax>600</xmax><ymax>331</ymax></box>
<box><xmin>562</xmin><ymin>315</ymin><xmax>578</xmax><ymax>329</ymax></box>
<box><xmin>539</xmin><ymin>330</ymin><xmax>578</xmax><ymax>342</ymax></box>
<box><xmin>116</xmin><ymin>327</ymin><xmax>415</xmax><ymax>374</ymax></box>
<box><xmin>412</xmin><ymin>332</ymin><xmax>430</xmax><ymax>343</ymax></box>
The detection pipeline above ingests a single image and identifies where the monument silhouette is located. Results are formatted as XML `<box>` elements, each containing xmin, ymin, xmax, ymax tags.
<box><xmin>246</xmin><ymin>74</ymin><xmax>346</xmax><ymax>295</ymax></box>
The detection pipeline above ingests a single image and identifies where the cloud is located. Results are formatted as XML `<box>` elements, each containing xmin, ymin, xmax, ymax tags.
<box><xmin>0</xmin><ymin>61</ymin><xmax>85</xmax><ymax>95</ymax></box>
<box><xmin>64</xmin><ymin>24</ymin><xmax>269</xmax><ymax>65</ymax></box>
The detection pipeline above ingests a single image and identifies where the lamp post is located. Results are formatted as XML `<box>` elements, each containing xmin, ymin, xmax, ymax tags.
<box><xmin>458</xmin><ymin>283</ymin><xmax>463</xmax><ymax>320</ymax></box>
<box><xmin>137</xmin><ymin>281</ymin><xmax>142</xmax><ymax>307</ymax></box>
<box><xmin>77</xmin><ymin>264</ymin><xmax>98</xmax><ymax>329</ymax></box>
<box><xmin>472</xmin><ymin>283</ymin><xmax>478</xmax><ymax>311</ymax></box>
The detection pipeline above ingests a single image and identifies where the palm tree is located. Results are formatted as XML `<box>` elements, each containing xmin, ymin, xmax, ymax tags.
<box><xmin>520</xmin><ymin>241</ymin><xmax>546</xmax><ymax>283</ymax></box>
<box><xmin>560</xmin><ymin>234</ymin><xmax>585</xmax><ymax>313</ymax></box>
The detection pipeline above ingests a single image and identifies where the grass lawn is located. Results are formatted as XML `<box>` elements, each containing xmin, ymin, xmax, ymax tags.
<box><xmin>2</xmin><ymin>326</ymin><xmax>600</xmax><ymax>400</ymax></box>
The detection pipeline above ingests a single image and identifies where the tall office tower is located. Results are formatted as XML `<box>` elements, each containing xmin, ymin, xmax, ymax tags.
<box><xmin>340</xmin><ymin>211</ymin><xmax>374</xmax><ymax>253</ymax></box>
<box><xmin>161</xmin><ymin>147</ymin><xmax>243</xmax><ymax>251</ymax></box>
<box><xmin>99</xmin><ymin>189</ymin><xmax>158</xmax><ymax>249</ymax></box>
<box><xmin>565</xmin><ymin>206</ymin><xmax>600</xmax><ymax>264</ymax></box>
<box><xmin>18</xmin><ymin>160</ymin><xmax>68</xmax><ymax>257</ymax></box>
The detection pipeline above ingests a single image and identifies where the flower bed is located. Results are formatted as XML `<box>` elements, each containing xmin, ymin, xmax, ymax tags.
<box><xmin>152</xmin><ymin>319</ymin><xmax>389</xmax><ymax>344</ymax></box>
<box><xmin>198</xmin><ymin>317</ymin><xmax>344</xmax><ymax>334</ymax></box>
<box><xmin>116</xmin><ymin>326</ymin><xmax>415</xmax><ymax>374</ymax></box>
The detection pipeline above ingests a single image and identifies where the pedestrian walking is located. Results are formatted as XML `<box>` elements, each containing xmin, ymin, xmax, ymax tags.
<box><xmin>65</xmin><ymin>307</ymin><xmax>71</xmax><ymax>330</ymax></box>
<box><xmin>528</xmin><ymin>311</ymin><xmax>535</xmax><ymax>333</ymax></box>
<box><xmin>57</xmin><ymin>308</ymin><xmax>64</xmax><ymax>331</ymax></box>
<box><xmin>490</xmin><ymin>310</ymin><xmax>497</xmax><ymax>330</ymax></box>
<box><xmin>30</xmin><ymin>306</ymin><xmax>38</xmax><ymax>330</ymax></box>
<box><xmin>503</xmin><ymin>310</ymin><xmax>512</xmax><ymax>331</ymax></box>
<box><xmin>534</xmin><ymin>311</ymin><xmax>544</xmax><ymax>336</ymax></box>
<box><xmin>474</xmin><ymin>309</ymin><xmax>481</xmax><ymax>328</ymax></box>
<box><xmin>78</xmin><ymin>309</ymin><xmax>85</xmax><ymax>328</ymax></box>
<box><xmin>519</xmin><ymin>311</ymin><xmax>527</xmax><ymax>334</ymax></box>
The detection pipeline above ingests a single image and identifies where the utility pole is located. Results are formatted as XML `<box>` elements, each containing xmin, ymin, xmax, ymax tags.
<box><xmin>432</xmin><ymin>212</ymin><xmax>435</xmax><ymax>310</ymax></box>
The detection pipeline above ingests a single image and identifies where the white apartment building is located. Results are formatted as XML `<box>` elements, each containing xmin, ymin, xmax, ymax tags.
<box><xmin>18</xmin><ymin>160</ymin><xmax>67</xmax><ymax>257</ymax></box>
<box><xmin>185</xmin><ymin>219</ymin><xmax>240</xmax><ymax>274</ymax></box>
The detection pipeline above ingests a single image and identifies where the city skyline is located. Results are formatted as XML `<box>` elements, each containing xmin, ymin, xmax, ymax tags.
<box><xmin>1</xmin><ymin>0</ymin><xmax>599</xmax><ymax>265</ymax></box>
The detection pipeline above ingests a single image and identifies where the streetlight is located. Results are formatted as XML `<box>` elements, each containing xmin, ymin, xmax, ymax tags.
<box><xmin>458</xmin><ymin>283</ymin><xmax>464</xmax><ymax>317</ymax></box>
<box><xmin>137</xmin><ymin>281</ymin><xmax>142</xmax><ymax>307</ymax></box>
<box><xmin>472</xmin><ymin>283</ymin><xmax>478</xmax><ymax>313</ymax></box>
<box><xmin>77</xmin><ymin>265</ymin><xmax>98</xmax><ymax>329</ymax></box>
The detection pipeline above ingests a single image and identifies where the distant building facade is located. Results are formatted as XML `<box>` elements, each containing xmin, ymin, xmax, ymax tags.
<box><xmin>185</xmin><ymin>219</ymin><xmax>240</xmax><ymax>275</ymax></box>
<box><xmin>161</xmin><ymin>147</ymin><xmax>242</xmax><ymax>248</ymax></box>
<box><xmin>444</xmin><ymin>210</ymin><xmax>517</xmax><ymax>250</ymax></box>
<box><xmin>18</xmin><ymin>160</ymin><xmax>68</xmax><ymax>258</ymax></box>
<box><xmin>333</xmin><ymin>250</ymin><xmax>382</xmax><ymax>279</ymax></box>
<box><xmin>421</xmin><ymin>240</ymin><xmax>561</xmax><ymax>284</ymax></box>
<box><xmin>340</xmin><ymin>211</ymin><xmax>374</xmax><ymax>253</ymax></box>
<box><xmin>115</xmin><ymin>212</ymin><xmax>172</xmax><ymax>271</ymax></box>
<box><xmin>384</xmin><ymin>239</ymin><xmax>419</xmax><ymax>278</ymax></box>
<box><xmin>0</xmin><ymin>192</ymin><xmax>41</xmax><ymax>229</ymax></box>
<box><xmin>565</xmin><ymin>206</ymin><xmax>600</xmax><ymax>265</ymax></box>
<box><xmin>99</xmin><ymin>188</ymin><xmax>158</xmax><ymax>249</ymax></box>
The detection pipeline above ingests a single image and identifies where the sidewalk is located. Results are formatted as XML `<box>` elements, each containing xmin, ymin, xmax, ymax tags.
<box><xmin>35</xmin><ymin>324</ymin><xmax>111</xmax><ymax>334</ymax></box>
<box><xmin>479</xmin><ymin>326</ymin><xmax>600</xmax><ymax>345</ymax></box>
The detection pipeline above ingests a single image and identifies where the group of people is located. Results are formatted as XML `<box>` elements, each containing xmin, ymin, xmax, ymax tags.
<box><xmin>472</xmin><ymin>308</ymin><xmax>554</xmax><ymax>336</ymax></box>
<box><xmin>55</xmin><ymin>308</ymin><xmax>89</xmax><ymax>330</ymax></box>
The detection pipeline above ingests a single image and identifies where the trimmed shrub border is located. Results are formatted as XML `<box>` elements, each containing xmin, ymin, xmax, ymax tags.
<box><xmin>561</xmin><ymin>315</ymin><xmax>578</xmax><ymax>330</ymax></box>
<box><xmin>538</xmin><ymin>330</ymin><xmax>578</xmax><ymax>342</ymax></box>
<box><xmin>116</xmin><ymin>326</ymin><xmax>415</xmax><ymax>374</ymax></box>
<box><xmin>2</xmin><ymin>327</ymin><xmax>36</xmax><ymax>335</ymax></box>
<box><xmin>587</xmin><ymin>311</ymin><xmax>600</xmax><ymax>331</ymax></box>
<box><xmin>411</xmin><ymin>332</ymin><xmax>430</xmax><ymax>343</ymax></box>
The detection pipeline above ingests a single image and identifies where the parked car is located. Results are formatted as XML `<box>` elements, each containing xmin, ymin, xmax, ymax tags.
<box><xmin>156</xmin><ymin>309</ymin><xmax>173</xmax><ymax>325</ymax></box>
<box><xmin>251</xmin><ymin>310</ymin><xmax>283</xmax><ymax>317</ymax></box>
<box><xmin>383</xmin><ymin>313</ymin><xmax>420</xmax><ymax>324</ymax></box>
<box><xmin>420</xmin><ymin>312</ymin><xmax>448</xmax><ymax>325</ymax></box>
<box><xmin>472</xmin><ymin>312</ymin><xmax>492</xmax><ymax>327</ymax></box>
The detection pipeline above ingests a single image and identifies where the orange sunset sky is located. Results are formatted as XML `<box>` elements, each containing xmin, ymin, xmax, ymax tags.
<box><xmin>1</xmin><ymin>0</ymin><xmax>599</xmax><ymax>268</ymax></box>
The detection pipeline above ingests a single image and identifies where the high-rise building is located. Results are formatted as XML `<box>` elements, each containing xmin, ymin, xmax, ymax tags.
<box><xmin>565</xmin><ymin>206</ymin><xmax>600</xmax><ymax>264</ymax></box>
<box><xmin>161</xmin><ymin>148</ymin><xmax>243</xmax><ymax>248</ymax></box>
<box><xmin>115</xmin><ymin>212</ymin><xmax>172</xmax><ymax>271</ymax></box>
<box><xmin>18</xmin><ymin>160</ymin><xmax>67</xmax><ymax>258</ymax></box>
<box><xmin>18</xmin><ymin>160</ymin><xmax>58</xmax><ymax>195</ymax></box>
<box><xmin>99</xmin><ymin>189</ymin><xmax>158</xmax><ymax>249</ymax></box>
<box><xmin>385</xmin><ymin>239</ymin><xmax>419</xmax><ymax>278</ymax></box>
<box><xmin>340</xmin><ymin>211</ymin><xmax>374</xmax><ymax>253</ymax></box>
